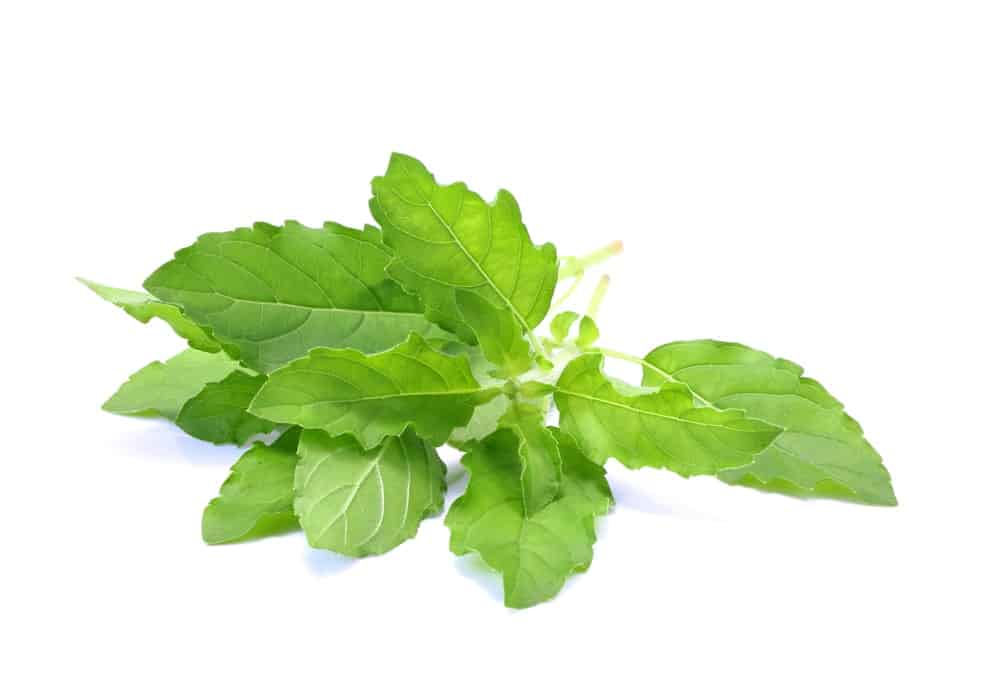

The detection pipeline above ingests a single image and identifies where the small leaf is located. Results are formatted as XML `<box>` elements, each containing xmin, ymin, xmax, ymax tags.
<box><xmin>549</xmin><ymin>311</ymin><xmax>579</xmax><ymax>344</ymax></box>
<box><xmin>499</xmin><ymin>401</ymin><xmax>561</xmax><ymax>516</ymax></box>
<box><xmin>202</xmin><ymin>428</ymin><xmax>301</xmax><ymax>544</ymax></box>
<box><xmin>643</xmin><ymin>340</ymin><xmax>896</xmax><ymax>505</ymax></box>
<box><xmin>295</xmin><ymin>429</ymin><xmax>446</xmax><ymax>557</ymax></box>
<box><xmin>446</xmin><ymin>428</ymin><xmax>611</xmax><ymax>609</ymax></box>
<box><xmin>144</xmin><ymin>220</ymin><xmax>446</xmax><ymax>373</ymax></box>
<box><xmin>103</xmin><ymin>349</ymin><xmax>241</xmax><ymax>421</ymax></box>
<box><xmin>176</xmin><ymin>371</ymin><xmax>278</xmax><ymax>445</ymax></box>
<box><xmin>456</xmin><ymin>290</ymin><xmax>533</xmax><ymax>377</ymax></box>
<box><xmin>554</xmin><ymin>353</ymin><xmax>780</xmax><ymax>475</ymax></box>
<box><xmin>576</xmin><ymin>315</ymin><xmax>599</xmax><ymax>349</ymax></box>
<box><xmin>370</xmin><ymin>153</ymin><xmax>558</xmax><ymax>338</ymax></box>
<box><xmin>250</xmin><ymin>334</ymin><xmax>499</xmax><ymax>448</ymax></box>
<box><xmin>79</xmin><ymin>278</ymin><xmax>221</xmax><ymax>353</ymax></box>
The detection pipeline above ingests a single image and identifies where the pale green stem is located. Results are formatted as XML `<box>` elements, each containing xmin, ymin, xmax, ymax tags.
<box><xmin>593</xmin><ymin>346</ymin><xmax>712</xmax><ymax>405</ymax></box>
<box><xmin>587</xmin><ymin>275</ymin><xmax>610</xmax><ymax>319</ymax></box>
<box><xmin>558</xmin><ymin>240</ymin><xmax>624</xmax><ymax>281</ymax></box>
<box><xmin>552</xmin><ymin>274</ymin><xmax>584</xmax><ymax>310</ymax></box>
<box><xmin>526</xmin><ymin>327</ymin><xmax>551</xmax><ymax>364</ymax></box>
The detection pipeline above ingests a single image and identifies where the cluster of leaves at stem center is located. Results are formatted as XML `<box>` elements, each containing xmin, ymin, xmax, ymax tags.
<box><xmin>84</xmin><ymin>152</ymin><xmax>897</xmax><ymax>610</ymax></box>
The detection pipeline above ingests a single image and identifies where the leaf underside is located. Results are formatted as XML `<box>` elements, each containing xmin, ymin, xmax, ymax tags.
<box><xmin>295</xmin><ymin>429</ymin><xmax>446</xmax><ymax>557</ymax></box>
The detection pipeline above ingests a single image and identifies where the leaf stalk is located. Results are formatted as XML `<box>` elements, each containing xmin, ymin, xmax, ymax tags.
<box><xmin>587</xmin><ymin>275</ymin><xmax>610</xmax><ymax>319</ymax></box>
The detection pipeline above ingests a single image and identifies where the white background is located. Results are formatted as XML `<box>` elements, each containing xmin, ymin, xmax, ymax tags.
<box><xmin>3</xmin><ymin>2</ymin><xmax>998</xmax><ymax>698</ymax></box>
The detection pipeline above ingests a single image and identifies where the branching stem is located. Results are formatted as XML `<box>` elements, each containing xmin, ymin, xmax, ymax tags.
<box><xmin>552</xmin><ymin>274</ymin><xmax>584</xmax><ymax>310</ymax></box>
<box><xmin>558</xmin><ymin>240</ymin><xmax>623</xmax><ymax>281</ymax></box>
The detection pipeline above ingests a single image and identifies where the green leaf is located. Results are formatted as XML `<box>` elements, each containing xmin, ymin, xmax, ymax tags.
<box><xmin>449</xmin><ymin>393</ymin><xmax>510</xmax><ymax>447</ymax></box>
<box><xmin>499</xmin><ymin>401</ymin><xmax>561</xmax><ymax>516</ymax></box>
<box><xmin>295</xmin><ymin>429</ymin><xmax>446</xmax><ymax>557</ymax></box>
<box><xmin>438</xmin><ymin>339</ymin><xmax>512</xmax><ymax>447</ymax></box>
<box><xmin>202</xmin><ymin>428</ymin><xmax>302</xmax><ymax>544</ymax></box>
<box><xmin>370</xmin><ymin>153</ymin><xmax>558</xmax><ymax>344</ymax></box>
<box><xmin>384</xmin><ymin>259</ymin><xmax>478</xmax><ymax>344</ymax></box>
<box><xmin>249</xmin><ymin>334</ymin><xmax>498</xmax><ymax>449</ymax></box>
<box><xmin>456</xmin><ymin>290</ymin><xmax>533</xmax><ymax>377</ymax></box>
<box><xmin>554</xmin><ymin>353</ymin><xmax>781</xmax><ymax>475</ymax></box>
<box><xmin>176</xmin><ymin>371</ymin><xmax>278</xmax><ymax>445</ymax></box>
<box><xmin>576</xmin><ymin>315</ymin><xmax>599</xmax><ymax>349</ymax></box>
<box><xmin>446</xmin><ymin>428</ymin><xmax>612</xmax><ymax>609</ymax></box>
<box><xmin>79</xmin><ymin>278</ymin><xmax>221</xmax><ymax>353</ymax></box>
<box><xmin>144</xmin><ymin>220</ymin><xmax>446</xmax><ymax>373</ymax></box>
<box><xmin>643</xmin><ymin>340</ymin><xmax>896</xmax><ymax>505</ymax></box>
<box><xmin>549</xmin><ymin>311</ymin><xmax>579</xmax><ymax>344</ymax></box>
<box><xmin>103</xmin><ymin>349</ymin><xmax>241</xmax><ymax>421</ymax></box>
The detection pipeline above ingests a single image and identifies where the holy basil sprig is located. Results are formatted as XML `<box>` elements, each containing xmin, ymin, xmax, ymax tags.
<box><xmin>83</xmin><ymin>153</ymin><xmax>896</xmax><ymax>609</ymax></box>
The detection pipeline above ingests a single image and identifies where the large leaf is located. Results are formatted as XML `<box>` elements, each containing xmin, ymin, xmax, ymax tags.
<box><xmin>176</xmin><ymin>371</ymin><xmax>277</xmax><ymax>445</ymax></box>
<box><xmin>499</xmin><ymin>401</ymin><xmax>561</xmax><ymax>516</ymax></box>
<box><xmin>295</xmin><ymin>429</ymin><xmax>446</xmax><ymax>557</ymax></box>
<box><xmin>554</xmin><ymin>353</ymin><xmax>780</xmax><ymax>475</ymax></box>
<box><xmin>103</xmin><ymin>349</ymin><xmax>240</xmax><ymax>421</ymax></box>
<box><xmin>446</xmin><ymin>428</ymin><xmax>611</xmax><ymax>609</ymax></box>
<box><xmin>643</xmin><ymin>340</ymin><xmax>896</xmax><ymax>505</ymax></box>
<box><xmin>144</xmin><ymin>220</ymin><xmax>445</xmax><ymax>373</ymax></box>
<box><xmin>249</xmin><ymin>334</ymin><xmax>498</xmax><ymax>449</ymax></box>
<box><xmin>202</xmin><ymin>428</ymin><xmax>301</xmax><ymax>544</ymax></box>
<box><xmin>79</xmin><ymin>278</ymin><xmax>221</xmax><ymax>353</ymax></box>
<box><xmin>370</xmin><ymin>153</ymin><xmax>558</xmax><ymax>344</ymax></box>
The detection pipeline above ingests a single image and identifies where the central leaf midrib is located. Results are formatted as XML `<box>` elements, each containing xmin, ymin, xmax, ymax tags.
<box><xmin>602</xmin><ymin>351</ymin><xmax>714</xmax><ymax>406</ymax></box>
<box><xmin>555</xmin><ymin>387</ymin><xmax>768</xmax><ymax>433</ymax></box>
<box><xmin>312</xmin><ymin>440</ymin><xmax>390</xmax><ymax>544</ymax></box>
<box><xmin>390</xmin><ymin>184</ymin><xmax>534</xmax><ymax>336</ymax></box>
<box><xmin>150</xmin><ymin>285</ymin><xmax>428</xmax><ymax>318</ymax></box>
<box><xmin>273</xmin><ymin>387</ymin><xmax>490</xmax><ymax>406</ymax></box>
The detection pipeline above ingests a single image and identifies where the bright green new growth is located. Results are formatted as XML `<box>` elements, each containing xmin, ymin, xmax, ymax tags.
<box><xmin>85</xmin><ymin>152</ymin><xmax>897</xmax><ymax>609</ymax></box>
